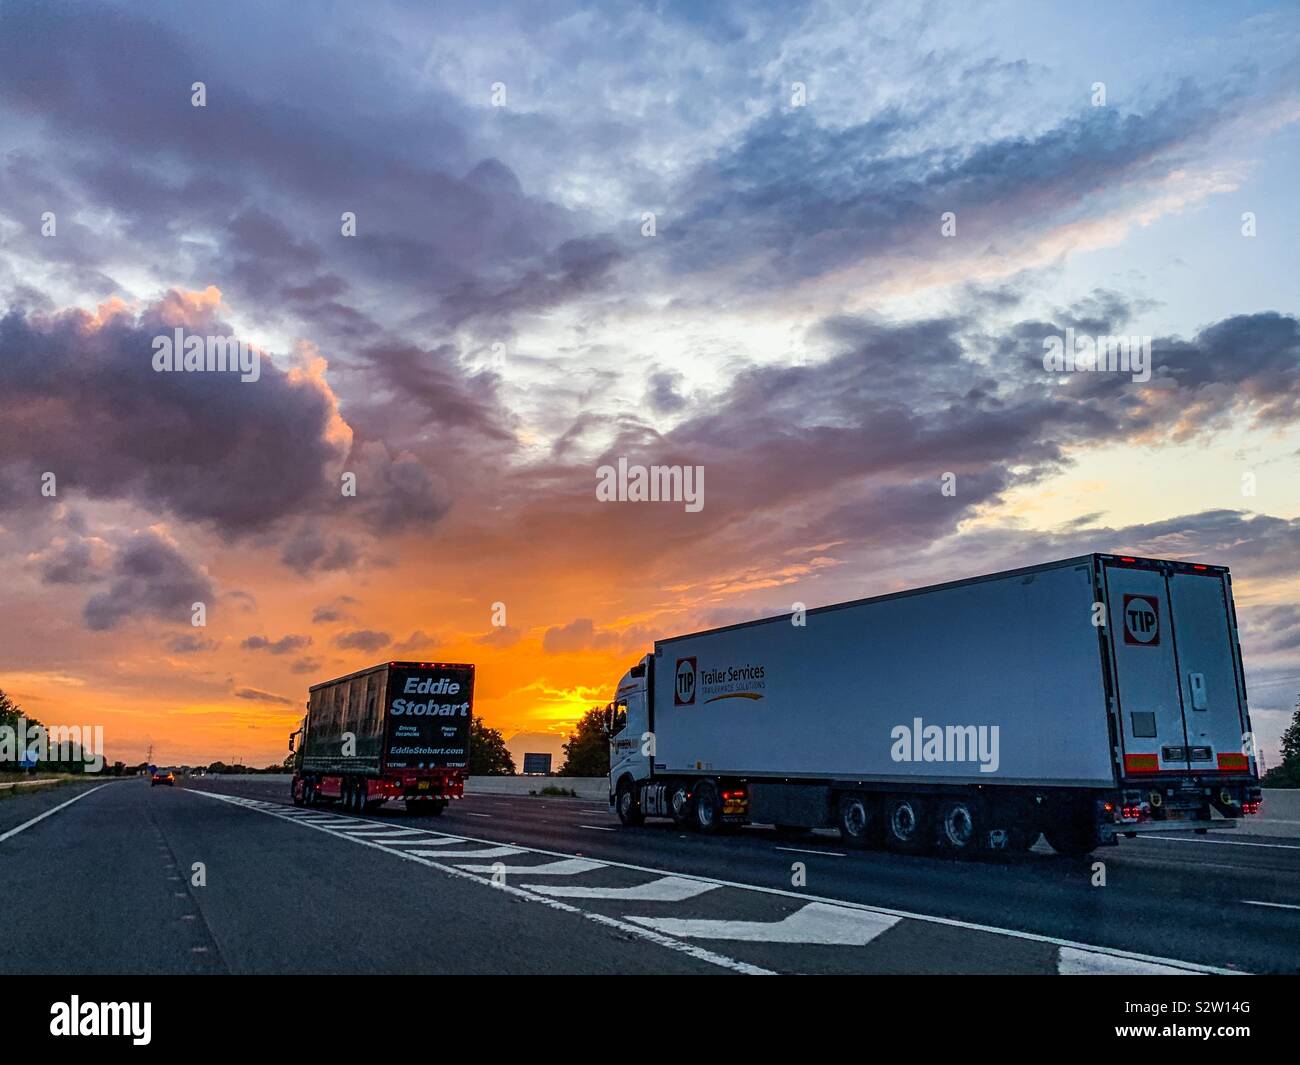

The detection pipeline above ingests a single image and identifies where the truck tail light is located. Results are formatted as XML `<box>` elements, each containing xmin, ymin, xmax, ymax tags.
<box><xmin>1242</xmin><ymin>800</ymin><xmax>1261</xmax><ymax>815</ymax></box>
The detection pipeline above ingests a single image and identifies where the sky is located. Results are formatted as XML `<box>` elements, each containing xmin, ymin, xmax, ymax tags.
<box><xmin>0</xmin><ymin>0</ymin><xmax>1297</xmax><ymax>770</ymax></box>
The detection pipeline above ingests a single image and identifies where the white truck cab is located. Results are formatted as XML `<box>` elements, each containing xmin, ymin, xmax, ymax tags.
<box><xmin>606</xmin><ymin>656</ymin><xmax>651</xmax><ymax>814</ymax></box>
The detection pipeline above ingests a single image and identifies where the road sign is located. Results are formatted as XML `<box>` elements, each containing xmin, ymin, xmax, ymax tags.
<box><xmin>522</xmin><ymin>753</ymin><xmax>552</xmax><ymax>775</ymax></box>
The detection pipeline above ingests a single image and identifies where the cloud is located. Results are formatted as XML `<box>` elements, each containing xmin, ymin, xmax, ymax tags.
<box><xmin>165</xmin><ymin>633</ymin><xmax>218</xmax><ymax>654</ymax></box>
<box><xmin>0</xmin><ymin>295</ymin><xmax>349</xmax><ymax>536</ymax></box>
<box><xmin>82</xmin><ymin>528</ymin><xmax>213</xmax><ymax>631</ymax></box>
<box><xmin>311</xmin><ymin>597</ymin><xmax>357</xmax><ymax>624</ymax></box>
<box><xmin>542</xmin><ymin>618</ymin><xmax>649</xmax><ymax>655</ymax></box>
<box><xmin>241</xmin><ymin>633</ymin><xmax>313</xmax><ymax>655</ymax></box>
<box><xmin>334</xmin><ymin>629</ymin><xmax>391</xmax><ymax>653</ymax></box>
<box><xmin>234</xmin><ymin>687</ymin><xmax>295</xmax><ymax>706</ymax></box>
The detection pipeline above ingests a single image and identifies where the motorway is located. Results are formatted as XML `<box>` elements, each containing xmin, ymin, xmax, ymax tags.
<box><xmin>1</xmin><ymin>776</ymin><xmax>1298</xmax><ymax>975</ymax></box>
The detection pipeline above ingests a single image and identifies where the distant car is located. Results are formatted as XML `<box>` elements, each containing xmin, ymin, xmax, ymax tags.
<box><xmin>151</xmin><ymin>769</ymin><xmax>175</xmax><ymax>787</ymax></box>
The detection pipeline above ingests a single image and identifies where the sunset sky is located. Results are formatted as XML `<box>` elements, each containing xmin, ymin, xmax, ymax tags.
<box><xmin>1</xmin><ymin>1</ymin><xmax>1297</xmax><ymax>770</ymax></box>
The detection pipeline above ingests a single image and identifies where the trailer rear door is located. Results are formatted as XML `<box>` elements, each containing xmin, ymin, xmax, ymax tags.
<box><xmin>1167</xmin><ymin>570</ymin><xmax>1249</xmax><ymax>773</ymax></box>
<box><xmin>1103</xmin><ymin>560</ymin><xmax>1247</xmax><ymax>778</ymax></box>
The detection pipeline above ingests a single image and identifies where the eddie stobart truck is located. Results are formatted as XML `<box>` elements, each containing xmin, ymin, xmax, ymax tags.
<box><xmin>604</xmin><ymin>555</ymin><xmax>1262</xmax><ymax>856</ymax></box>
<box><xmin>289</xmin><ymin>661</ymin><xmax>474</xmax><ymax>815</ymax></box>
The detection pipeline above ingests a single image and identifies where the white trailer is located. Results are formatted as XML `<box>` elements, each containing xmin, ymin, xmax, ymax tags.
<box><xmin>604</xmin><ymin>554</ymin><xmax>1262</xmax><ymax>856</ymax></box>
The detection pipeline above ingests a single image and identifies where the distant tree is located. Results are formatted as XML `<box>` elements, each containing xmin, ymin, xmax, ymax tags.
<box><xmin>559</xmin><ymin>708</ymin><xmax>610</xmax><ymax>777</ymax></box>
<box><xmin>1262</xmin><ymin>696</ymin><xmax>1300</xmax><ymax>789</ymax></box>
<box><xmin>207</xmin><ymin>761</ymin><xmax>228</xmax><ymax>775</ymax></box>
<box><xmin>469</xmin><ymin>719</ymin><xmax>516</xmax><ymax>776</ymax></box>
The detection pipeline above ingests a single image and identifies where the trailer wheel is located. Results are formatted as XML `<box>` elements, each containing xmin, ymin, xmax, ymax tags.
<box><xmin>691</xmin><ymin>780</ymin><xmax>725</xmax><ymax>834</ymax></box>
<box><xmin>1043</xmin><ymin>824</ymin><xmax>1096</xmax><ymax>857</ymax></box>
<box><xmin>936</xmin><ymin>799</ymin><xmax>981</xmax><ymax>855</ymax></box>
<box><xmin>291</xmin><ymin>780</ymin><xmax>303</xmax><ymax>806</ymax></box>
<box><xmin>837</xmin><ymin>794</ymin><xmax>877</xmax><ymax>849</ymax></box>
<box><xmin>883</xmin><ymin>796</ymin><xmax>930</xmax><ymax>853</ymax></box>
<box><xmin>304</xmin><ymin>781</ymin><xmax>317</xmax><ymax>807</ymax></box>
<box><xmin>356</xmin><ymin>780</ymin><xmax>368</xmax><ymax>813</ymax></box>
<box><xmin>616</xmin><ymin>779</ymin><xmax>644</xmax><ymax>827</ymax></box>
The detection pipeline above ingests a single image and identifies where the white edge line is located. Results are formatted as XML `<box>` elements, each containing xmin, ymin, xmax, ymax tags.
<box><xmin>198</xmin><ymin>791</ymin><xmax>1241</xmax><ymax>976</ymax></box>
<box><xmin>1241</xmin><ymin>900</ymin><xmax>1300</xmax><ymax>911</ymax></box>
<box><xmin>0</xmin><ymin>783</ymin><xmax>109</xmax><ymax>843</ymax></box>
<box><xmin>578</xmin><ymin>824</ymin><xmax>617</xmax><ymax>832</ymax></box>
<box><xmin>191</xmin><ymin>791</ymin><xmax>771</xmax><ymax>976</ymax></box>
<box><xmin>1134</xmin><ymin>835</ymin><xmax>1300</xmax><ymax>851</ymax></box>
<box><xmin>775</xmin><ymin>846</ymin><xmax>847</xmax><ymax>858</ymax></box>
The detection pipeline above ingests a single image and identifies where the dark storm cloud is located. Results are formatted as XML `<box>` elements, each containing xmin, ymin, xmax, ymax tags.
<box><xmin>0</xmin><ymin>2</ymin><xmax>606</xmax><ymax>339</ymax></box>
<box><xmin>0</xmin><ymin>302</ymin><xmax>346</xmax><ymax>534</ymax></box>
<box><xmin>666</xmin><ymin>85</ymin><xmax>1240</xmax><ymax>288</ymax></box>
<box><xmin>82</xmin><ymin>529</ymin><xmax>213</xmax><ymax>632</ymax></box>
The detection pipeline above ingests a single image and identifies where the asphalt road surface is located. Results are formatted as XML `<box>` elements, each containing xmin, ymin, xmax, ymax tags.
<box><xmin>2</xmin><ymin>777</ymin><xmax>1297</xmax><ymax>975</ymax></box>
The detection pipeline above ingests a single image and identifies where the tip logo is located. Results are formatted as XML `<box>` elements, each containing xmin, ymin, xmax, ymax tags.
<box><xmin>1123</xmin><ymin>594</ymin><xmax>1160</xmax><ymax>645</ymax></box>
<box><xmin>674</xmin><ymin>657</ymin><xmax>696</xmax><ymax>705</ymax></box>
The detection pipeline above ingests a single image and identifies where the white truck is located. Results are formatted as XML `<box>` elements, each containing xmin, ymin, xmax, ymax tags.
<box><xmin>604</xmin><ymin>554</ymin><xmax>1262</xmax><ymax>856</ymax></box>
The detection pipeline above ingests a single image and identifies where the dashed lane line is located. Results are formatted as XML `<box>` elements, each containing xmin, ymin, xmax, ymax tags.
<box><xmin>627</xmin><ymin>903</ymin><xmax>901</xmax><ymax>946</ymax></box>
<box><xmin>193</xmin><ymin>791</ymin><xmax>772</xmax><ymax>976</ymax></box>
<box><xmin>200</xmin><ymin>792</ymin><xmax>1241</xmax><ymax>975</ymax></box>
<box><xmin>531</xmin><ymin>877</ymin><xmax>720</xmax><ymax>902</ymax></box>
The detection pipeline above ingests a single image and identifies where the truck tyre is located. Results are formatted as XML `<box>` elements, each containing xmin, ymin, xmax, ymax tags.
<box><xmin>936</xmin><ymin>799</ymin><xmax>981</xmax><ymax>855</ymax></box>
<box><xmin>669</xmin><ymin>784</ymin><xmax>692</xmax><ymax>827</ymax></box>
<box><xmin>837</xmin><ymin>794</ymin><xmax>877</xmax><ymax>849</ymax></box>
<box><xmin>1043</xmin><ymin>824</ymin><xmax>1096</xmax><ymax>857</ymax></box>
<box><xmin>304</xmin><ymin>781</ymin><xmax>317</xmax><ymax>807</ymax></box>
<box><xmin>292</xmin><ymin>780</ymin><xmax>303</xmax><ymax>806</ymax></box>
<box><xmin>883</xmin><ymin>796</ymin><xmax>930</xmax><ymax>853</ymax></box>
<box><xmin>616</xmin><ymin>779</ymin><xmax>644</xmax><ymax>827</ymax></box>
<box><xmin>692</xmin><ymin>780</ymin><xmax>723</xmax><ymax>834</ymax></box>
<box><xmin>356</xmin><ymin>780</ymin><xmax>368</xmax><ymax>813</ymax></box>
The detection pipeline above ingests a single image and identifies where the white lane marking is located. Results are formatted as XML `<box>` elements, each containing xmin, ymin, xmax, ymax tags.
<box><xmin>532</xmin><ymin>877</ymin><xmax>720</xmax><ymax>902</ymax></box>
<box><xmin>1241</xmin><ymin>900</ymin><xmax>1300</xmax><ymax>911</ymax></box>
<box><xmin>775</xmin><ymin>846</ymin><xmax>846</xmax><ymax>858</ymax></box>
<box><xmin>337</xmin><ymin>827</ymin><xmax>428</xmax><ymax>837</ymax></box>
<box><xmin>377</xmin><ymin>836</ymin><xmax>469</xmax><ymax>846</ymax></box>
<box><xmin>457</xmin><ymin>857</ymin><xmax>604</xmax><ymax>876</ymax></box>
<box><xmin>1134</xmin><ymin>835</ymin><xmax>1300</xmax><ymax>851</ymax></box>
<box><xmin>196</xmin><ymin>790</ymin><xmax>1238</xmax><ymax>975</ymax></box>
<box><xmin>0</xmin><ymin>784</ymin><xmax>109</xmax><ymax>844</ymax></box>
<box><xmin>578</xmin><ymin>824</ymin><xmax>616</xmax><ymax>832</ymax></box>
<box><xmin>409</xmin><ymin>846</ymin><xmax>524</xmax><ymax>859</ymax></box>
<box><xmin>1057</xmin><ymin>947</ymin><xmax>1198</xmax><ymax>975</ymax></box>
<box><xmin>629</xmin><ymin>902</ymin><xmax>901</xmax><ymax>946</ymax></box>
<box><xmin>191</xmin><ymin>790</ymin><xmax>770</xmax><ymax>976</ymax></box>
<box><xmin>463</xmin><ymin>812</ymin><xmax>493</xmax><ymax>818</ymax></box>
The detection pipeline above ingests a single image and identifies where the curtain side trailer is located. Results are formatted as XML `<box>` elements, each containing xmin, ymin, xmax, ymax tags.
<box><xmin>605</xmin><ymin>554</ymin><xmax>1262</xmax><ymax>856</ymax></box>
<box><xmin>289</xmin><ymin>660</ymin><xmax>474</xmax><ymax>816</ymax></box>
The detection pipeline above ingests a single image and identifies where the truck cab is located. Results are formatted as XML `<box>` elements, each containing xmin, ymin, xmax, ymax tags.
<box><xmin>606</xmin><ymin>657</ymin><xmax>651</xmax><ymax>814</ymax></box>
